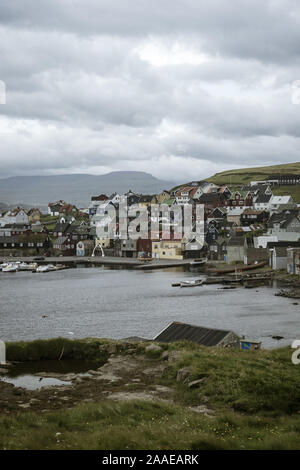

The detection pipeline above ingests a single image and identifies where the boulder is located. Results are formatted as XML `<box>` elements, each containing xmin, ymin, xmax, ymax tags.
<box><xmin>188</xmin><ymin>377</ymin><xmax>208</xmax><ymax>388</ymax></box>
<box><xmin>145</xmin><ymin>343</ymin><xmax>162</xmax><ymax>353</ymax></box>
<box><xmin>176</xmin><ymin>367</ymin><xmax>191</xmax><ymax>383</ymax></box>
<box><xmin>161</xmin><ymin>351</ymin><xmax>169</xmax><ymax>361</ymax></box>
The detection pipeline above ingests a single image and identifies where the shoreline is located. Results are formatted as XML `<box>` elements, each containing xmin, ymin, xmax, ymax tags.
<box><xmin>0</xmin><ymin>338</ymin><xmax>299</xmax><ymax>450</ymax></box>
<box><xmin>0</xmin><ymin>255</ymin><xmax>194</xmax><ymax>270</ymax></box>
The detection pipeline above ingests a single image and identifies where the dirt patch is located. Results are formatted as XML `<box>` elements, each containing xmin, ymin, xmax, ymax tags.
<box><xmin>0</xmin><ymin>353</ymin><xmax>176</xmax><ymax>414</ymax></box>
<box><xmin>105</xmin><ymin>391</ymin><xmax>171</xmax><ymax>403</ymax></box>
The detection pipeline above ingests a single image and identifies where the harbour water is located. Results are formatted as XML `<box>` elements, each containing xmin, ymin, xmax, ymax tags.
<box><xmin>0</xmin><ymin>266</ymin><xmax>299</xmax><ymax>348</ymax></box>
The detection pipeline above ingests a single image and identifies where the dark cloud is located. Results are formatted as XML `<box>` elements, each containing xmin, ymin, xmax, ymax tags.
<box><xmin>0</xmin><ymin>1</ymin><xmax>300</xmax><ymax>181</ymax></box>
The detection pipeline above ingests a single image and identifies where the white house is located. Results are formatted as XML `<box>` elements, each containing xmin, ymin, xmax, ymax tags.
<box><xmin>0</xmin><ymin>208</ymin><xmax>29</xmax><ymax>227</ymax></box>
<box><xmin>269</xmin><ymin>195</ymin><xmax>295</xmax><ymax>213</ymax></box>
<box><xmin>175</xmin><ymin>187</ymin><xmax>203</xmax><ymax>205</ymax></box>
<box><xmin>269</xmin><ymin>247</ymin><xmax>288</xmax><ymax>270</ymax></box>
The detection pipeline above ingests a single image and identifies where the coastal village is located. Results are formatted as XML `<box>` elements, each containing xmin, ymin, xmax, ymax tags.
<box><xmin>0</xmin><ymin>173</ymin><xmax>299</xmax><ymax>275</ymax></box>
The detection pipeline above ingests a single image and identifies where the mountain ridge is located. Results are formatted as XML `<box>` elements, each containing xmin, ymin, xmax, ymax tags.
<box><xmin>0</xmin><ymin>171</ymin><xmax>176</xmax><ymax>208</ymax></box>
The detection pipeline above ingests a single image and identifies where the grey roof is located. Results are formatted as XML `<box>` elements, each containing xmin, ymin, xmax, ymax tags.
<box><xmin>268</xmin><ymin>210</ymin><xmax>300</xmax><ymax>229</ymax></box>
<box><xmin>139</xmin><ymin>195</ymin><xmax>155</xmax><ymax>203</ymax></box>
<box><xmin>273</xmin><ymin>247</ymin><xmax>288</xmax><ymax>257</ymax></box>
<box><xmin>267</xmin><ymin>241</ymin><xmax>300</xmax><ymax>249</ymax></box>
<box><xmin>53</xmin><ymin>236</ymin><xmax>69</xmax><ymax>246</ymax></box>
<box><xmin>227</xmin><ymin>237</ymin><xmax>245</xmax><ymax>246</ymax></box>
<box><xmin>154</xmin><ymin>321</ymin><xmax>237</xmax><ymax>346</ymax></box>
<box><xmin>255</xmin><ymin>193</ymin><xmax>272</xmax><ymax>203</ymax></box>
<box><xmin>0</xmin><ymin>236</ymin><xmax>19</xmax><ymax>243</ymax></box>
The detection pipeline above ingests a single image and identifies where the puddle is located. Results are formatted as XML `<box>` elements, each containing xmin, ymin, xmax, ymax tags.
<box><xmin>1</xmin><ymin>375</ymin><xmax>72</xmax><ymax>390</ymax></box>
<box><xmin>0</xmin><ymin>359</ymin><xmax>105</xmax><ymax>390</ymax></box>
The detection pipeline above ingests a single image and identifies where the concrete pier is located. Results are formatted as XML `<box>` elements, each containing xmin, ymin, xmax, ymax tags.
<box><xmin>0</xmin><ymin>255</ymin><xmax>194</xmax><ymax>270</ymax></box>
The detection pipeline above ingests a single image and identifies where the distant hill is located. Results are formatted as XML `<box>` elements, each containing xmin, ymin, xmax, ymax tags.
<box><xmin>0</xmin><ymin>171</ymin><xmax>175</xmax><ymax>208</ymax></box>
<box><xmin>207</xmin><ymin>162</ymin><xmax>300</xmax><ymax>185</ymax></box>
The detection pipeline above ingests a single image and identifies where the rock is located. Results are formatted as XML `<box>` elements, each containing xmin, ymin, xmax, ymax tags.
<box><xmin>29</xmin><ymin>398</ymin><xmax>40</xmax><ymax>404</ymax></box>
<box><xmin>108</xmin><ymin>343</ymin><xmax>118</xmax><ymax>354</ymax></box>
<box><xmin>154</xmin><ymin>385</ymin><xmax>173</xmax><ymax>394</ymax></box>
<box><xmin>142</xmin><ymin>365</ymin><xmax>168</xmax><ymax>377</ymax></box>
<box><xmin>188</xmin><ymin>377</ymin><xmax>208</xmax><ymax>388</ymax></box>
<box><xmin>95</xmin><ymin>372</ymin><xmax>121</xmax><ymax>383</ymax></box>
<box><xmin>0</xmin><ymin>368</ymin><xmax>9</xmax><ymax>375</ymax></box>
<box><xmin>18</xmin><ymin>403</ymin><xmax>31</xmax><ymax>409</ymax></box>
<box><xmin>189</xmin><ymin>405</ymin><xmax>215</xmax><ymax>417</ymax></box>
<box><xmin>167</xmin><ymin>351</ymin><xmax>181</xmax><ymax>363</ymax></box>
<box><xmin>99</xmin><ymin>343</ymin><xmax>118</xmax><ymax>355</ymax></box>
<box><xmin>125</xmin><ymin>348</ymin><xmax>136</xmax><ymax>355</ymax></box>
<box><xmin>53</xmin><ymin>385</ymin><xmax>72</xmax><ymax>392</ymax></box>
<box><xmin>106</xmin><ymin>391</ymin><xmax>160</xmax><ymax>403</ymax></box>
<box><xmin>145</xmin><ymin>343</ymin><xmax>162</xmax><ymax>353</ymax></box>
<box><xmin>161</xmin><ymin>351</ymin><xmax>169</xmax><ymax>361</ymax></box>
<box><xmin>176</xmin><ymin>367</ymin><xmax>191</xmax><ymax>383</ymax></box>
<box><xmin>87</xmin><ymin>370</ymin><xmax>102</xmax><ymax>376</ymax></box>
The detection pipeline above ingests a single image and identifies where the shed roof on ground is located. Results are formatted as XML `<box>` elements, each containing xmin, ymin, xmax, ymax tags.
<box><xmin>154</xmin><ymin>321</ymin><xmax>239</xmax><ymax>347</ymax></box>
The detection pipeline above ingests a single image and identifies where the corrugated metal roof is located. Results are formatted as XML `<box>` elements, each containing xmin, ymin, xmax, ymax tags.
<box><xmin>154</xmin><ymin>321</ymin><xmax>236</xmax><ymax>346</ymax></box>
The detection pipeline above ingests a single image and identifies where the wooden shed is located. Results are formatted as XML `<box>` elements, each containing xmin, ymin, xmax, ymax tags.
<box><xmin>154</xmin><ymin>321</ymin><xmax>240</xmax><ymax>348</ymax></box>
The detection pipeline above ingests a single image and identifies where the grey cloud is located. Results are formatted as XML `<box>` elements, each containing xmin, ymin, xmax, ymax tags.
<box><xmin>0</xmin><ymin>1</ymin><xmax>300</xmax><ymax>180</ymax></box>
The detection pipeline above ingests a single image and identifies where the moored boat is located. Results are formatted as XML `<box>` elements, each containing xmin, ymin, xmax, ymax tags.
<box><xmin>180</xmin><ymin>279</ymin><xmax>203</xmax><ymax>288</ymax></box>
<box><xmin>189</xmin><ymin>258</ymin><xmax>207</xmax><ymax>266</ymax></box>
<box><xmin>2</xmin><ymin>263</ymin><xmax>18</xmax><ymax>272</ymax></box>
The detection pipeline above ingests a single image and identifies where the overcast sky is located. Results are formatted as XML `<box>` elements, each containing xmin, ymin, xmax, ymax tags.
<box><xmin>0</xmin><ymin>0</ymin><xmax>300</xmax><ymax>182</ymax></box>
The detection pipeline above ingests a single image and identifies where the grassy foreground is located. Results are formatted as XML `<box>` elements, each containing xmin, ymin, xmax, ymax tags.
<box><xmin>1</xmin><ymin>339</ymin><xmax>300</xmax><ymax>450</ymax></box>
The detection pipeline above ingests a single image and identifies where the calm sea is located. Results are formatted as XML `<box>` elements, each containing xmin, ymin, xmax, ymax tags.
<box><xmin>0</xmin><ymin>266</ymin><xmax>298</xmax><ymax>348</ymax></box>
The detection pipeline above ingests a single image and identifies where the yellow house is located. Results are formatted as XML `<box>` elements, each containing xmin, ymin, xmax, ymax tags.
<box><xmin>95</xmin><ymin>237</ymin><xmax>111</xmax><ymax>249</ymax></box>
<box><xmin>152</xmin><ymin>239</ymin><xmax>183</xmax><ymax>260</ymax></box>
<box><xmin>138</xmin><ymin>195</ymin><xmax>157</xmax><ymax>209</ymax></box>
<box><xmin>157</xmin><ymin>190</ymin><xmax>171</xmax><ymax>203</ymax></box>
<box><xmin>28</xmin><ymin>208</ymin><xmax>42</xmax><ymax>224</ymax></box>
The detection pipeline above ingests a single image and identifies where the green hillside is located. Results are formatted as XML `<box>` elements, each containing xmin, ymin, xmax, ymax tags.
<box><xmin>207</xmin><ymin>162</ymin><xmax>300</xmax><ymax>185</ymax></box>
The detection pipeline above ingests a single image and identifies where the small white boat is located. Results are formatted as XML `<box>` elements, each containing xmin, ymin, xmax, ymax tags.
<box><xmin>27</xmin><ymin>262</ymin><xmax>38</xmax><ymax>270</ymax></box>
<box><xmin>36</xmin><ymin>264</ymin><xmax>57</xmax><ymax>273</ymax></box>
<box><xmin>180</xmin><ymin>279</ymin><xmax>203</xmax><ymax>288</ymax></box>
<box><xmin>2</xmin><ymin>263</ymin><xmax>18</xmax><ymax>272</ymax></box>
<box><xmin>47</xmin><ymin>264</ymin><xmax>57</xmax><ymax>271</ymax></box>
<box><xmin>189</xmin><ymin>258</ymin><xmax>207</xmax><ymax>266</ymax></box>
<box><xmin>36</xmin><ymin>265</ymin><xmax>50</xmax><ymax>273</ymax></box>
<box><xmin>18</xmin><ymin>262</ymin><xmax>30</xmax><ymax>271</ymax></box>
